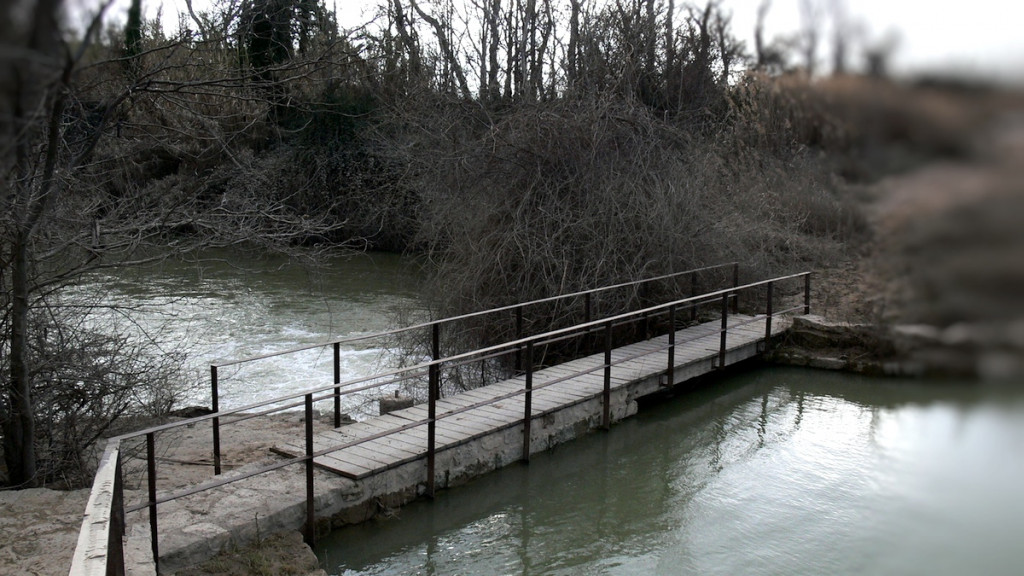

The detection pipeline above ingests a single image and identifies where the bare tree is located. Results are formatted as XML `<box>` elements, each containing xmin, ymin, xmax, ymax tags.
<box><xmin>1</xmin><ymin>0</ymin><xmax>353</xmax><ymax>487</ymax></box>
<box><xmin>2</xmin><ymin>0</ymin><xmax>110</xmax><ymax>487</ymax></box>
<box><xmin>713</xmin><ymin>4</ymin><xmax>745</xmax><ymax>84</ymax></box>
<box><xmin>829</xmin><ymin>0</ymin><xmax>849</xmax><ymax>75</ymax></box>
<box><xmin>865</xmin><ymin>31</ymin><xmax>899</xmax><ymax>79</ymax></box>
<box><xmin>567</xmin><ymin>0</ymin><xmax>582</xmax><ymax>87</ymax></box>
<box><xmin>754</xmin><ymin>0</ymin><xmax>770</xmax><ymax>69</ymax></box>
<box><xmin>799</xmin><ymin>0</ymin><xmax>822</xmax><ymax>76</ymax></box>
<box><xmin>486</xmin><ymin>0</ymin><xmax>502</xmax><ymax>99</ymax></box>
<box><xmin>752</xmin><ymin>0</ymin><xmax>792</xmax><ymax>75</ymax></box>
<box><xmin>409</xmin><ymin>0</ymin><xmax>471</xmax><ymax>98</ymax></box>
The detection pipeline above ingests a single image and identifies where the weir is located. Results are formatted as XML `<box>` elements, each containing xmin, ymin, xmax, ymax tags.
<box><xmin>68</xmin><ymin>265</ymin><xmax>811</xmax><ymax>575</ymax></box>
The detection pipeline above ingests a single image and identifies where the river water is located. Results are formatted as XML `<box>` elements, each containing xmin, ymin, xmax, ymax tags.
<box><xmin>72</xmin><ymin>250</ymin><xmax>423</xmax><ymax>414</ymax></box>
<box><xmin>315</xmin><ymin>367</ymin><xmax>1024</xmax><ymax>576</ymax></box>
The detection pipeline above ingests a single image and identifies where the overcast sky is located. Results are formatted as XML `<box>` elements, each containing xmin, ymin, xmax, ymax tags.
<box><xmin>93</xmin><ymin>0</ymin><xmax>1024</xmax><ymax>83</ymax></box>
<box><xmin>728</xmin><ymin>0</ymin><xmax>1024</xmax><ymax>81</ymax></box>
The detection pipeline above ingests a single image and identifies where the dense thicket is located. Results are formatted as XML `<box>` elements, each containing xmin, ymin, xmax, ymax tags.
<box><xmin>1</xmin><ymin>0</ymin><xmax>976</xmax><ymax>487</ymax></box>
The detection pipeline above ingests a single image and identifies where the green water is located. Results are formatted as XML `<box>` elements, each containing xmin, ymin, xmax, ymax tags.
<box><xmin>315</xmin><ymin>367</ymin><xmax>1024</xmax><ymax>575</ymax></box>
<box><xmin>71</xmin><ymin>250</ymin><xmax>423</xmax><ymax>413</ymax></box>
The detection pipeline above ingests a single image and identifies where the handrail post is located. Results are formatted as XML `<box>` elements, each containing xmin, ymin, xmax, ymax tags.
<box><xmin>333</xmin><ymin>342</ymin><xmax>341</xmax><ymax>428</ymax></box>
<box><xmin>210</xmin><ymin>366</ymin><xmax>221</xmax><ymax>476</ymax></box>
<box><xmin>804</xmin><ymin>273</ymin><xmax>812</xmax><ymax>314</ymax></box>
<box><xmin>603</xmin><ymin>321</ymin><xmax>612</xmax><ymax>430</ymax></box>
<box><xmin>304</xmin><ymin>393</ymin><xmax>316</xmax><ymax>546</ymax></box>
<box><xmin>428</xmin><ymin>323</ymin><xmax>440</xmax><ymax>498</ymax></box>
<box><xmin>718</xmin><ymin>293</ymin><xmax>729</xmax><ymax>370</ymax></box>
<box><xmin>584</xmin><ymin>292</ymin><xmax>592</xmax><ymax>324</ymax></box>
<box><xmin>427</xmin><ymin>361</ymin><xmax>438</xmax><ymax>498</ymax></box>
<box><xmin>146</xmin><ymin>432</ymin><xmax>159</xmax><ymax>573</ymax></box>
<box><xmin>111</xmin><ymin>449</ymin><xmax>126</xmax><ymax>576</ymax></box>
<box><xmin>432</xmin><ymin>322</ymin><xmax>441</xmax><ymax>363</ymax></box>
<box><xmin>731</xmin><ymin>263</ymin><xmax>740</xmax><ymax>314</ymax></box>
<box><xmin>765</xmin><ymin>281</ymin><xmax>774</xmax><ymax>351</ymax></box>
<box><xmin>522</xmin><ymin>341</ymin><xmax>533</xmax><ymax>463</ymax></box>
<box><xmin>666</xmin><ymin>304</ymin><xmax>676</xmax><ymax>385</ymax></box>
<box><xmin>690</xmin><ymin>273</ymin><xmax>698</xmax><ymax>322</ymax></box>
<box><xmin>514</xmin><ymin>305</ymin><xmax>523</xmax><ymax>373</ymax></box>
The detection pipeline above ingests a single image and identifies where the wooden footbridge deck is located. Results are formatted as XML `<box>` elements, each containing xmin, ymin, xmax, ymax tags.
<box><xmin>71</xmin><ymin>264</ymin><xmax>811</xmax><ymax>575</ymax></box>
<box><xmin>271</xmin><ymin>313</ymin><xmax>789</xmax><ymax>480</ymax></box>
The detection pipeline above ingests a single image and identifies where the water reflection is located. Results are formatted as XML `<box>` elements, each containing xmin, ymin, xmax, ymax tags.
<box><xmin>318</xmin><ymin>367</ymin><xmax>1024</xmax><ymax>576</ymax></box>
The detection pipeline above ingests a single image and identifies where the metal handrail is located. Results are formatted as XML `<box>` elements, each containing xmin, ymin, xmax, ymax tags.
<box><xmin>113</xmin><ymin>271</ymin><xmax>799</xmax><ymax>443</ymax></box>
<box><xmin>205</xmin><ymin>262</ymin><xmax>739</xmax><ymax>474</ymax></box>
<box><xmin>210</xmin><ymin>262</ymin><xmax>737</xmax><ymax>368</ymax></box>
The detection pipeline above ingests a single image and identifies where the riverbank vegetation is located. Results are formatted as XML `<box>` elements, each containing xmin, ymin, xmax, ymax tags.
<box><xmin>1</xmin><ymin>0</ymin><xmax>1005</xmax><ymax>488</ymax></box>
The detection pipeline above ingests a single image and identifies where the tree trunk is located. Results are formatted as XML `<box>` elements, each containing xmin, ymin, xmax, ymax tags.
<box><xmin>486</xmin><ymin>0</ymin><xmax>500</xmax><ymax>100</ymax></box>
<box><xmin>2</xmin><ymin>0</ymin><xmax>66</xmax><ymax>488</ymax></box>
<box><xmin>567</xmin><ymin>0</ymin><xmax>580</xmax><ymax>86</ymax></box>
<box><xmin>755</xmin><ymin>0</ymin><xmax>769</xmax><ymax>70</ymax></box>
<box><xmin>4</xmin><ymin>236</ymin><xmax>37</xmax><ymax>487</ymax></box>
<box><xmin>410</xmin><ymin>0</ymin><xmax>472</xmax><ymax>99</ymax></box>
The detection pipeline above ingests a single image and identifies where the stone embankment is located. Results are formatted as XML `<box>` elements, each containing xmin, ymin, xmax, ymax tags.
<box><xmin>771</xmin><ymin>315</ymin><xmax>1024</xmax><ymax>380</ymax></box>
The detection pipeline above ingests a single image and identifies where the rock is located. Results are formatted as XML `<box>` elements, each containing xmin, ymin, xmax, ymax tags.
<box><xmin>775</xmin><ymin>315</ymin><xmax>1024</xmax><ymax>378</ymax></box>
<box><xmin>892</xmin><ymin>324</ymin><xmax>942</xmax><ymax>342</ymax></box>
<box><xmin>808</xmin><ymin>356</ymin><xmax>847</xmax><ymax>370</ymax></box>
<box><xmin>789</xmin><ymin>315</ymin><xmax>894</xmax><ymax>356</ymax></box>
<box><xmin>173</xmin><ymin>530</ymin><xmax>321</xmax><ymax>576</ymax></box>
<box><xmin>379</xmin><ymin>394</ymin><xmax>414</xmax><ymax>415</ymax></box>
<box><xmin>168</xmin><ymin>406</ymin><xmax>215</xmax><ymax>418</ymax></box>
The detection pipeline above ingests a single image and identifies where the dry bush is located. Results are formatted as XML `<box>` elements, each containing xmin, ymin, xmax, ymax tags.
<box><xmin>377</xmin><ymin>92</ymin><xmax>864</xmax><ymax>376</ymax></box>
<box><xmin>3</xmin><ymin>302</ymin><xmax>195</xmax><ymax>488</ymax></box>
<box><xmin>729</xmin><ymin>74</ymin><xmax>990</xmax><ymax>180</ymax></box>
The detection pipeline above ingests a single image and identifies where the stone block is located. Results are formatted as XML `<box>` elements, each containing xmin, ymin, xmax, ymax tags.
<box><xmin>379</xmin><ymin>395</ymin><xmax>414</xmax><ymax>415</ymax></box>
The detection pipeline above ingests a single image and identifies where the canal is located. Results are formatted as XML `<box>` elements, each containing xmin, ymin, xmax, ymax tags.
<box><xmin>315</xmin><ymin>366</ymin><xmax>1024</xmax><ymax>576</ymax></box>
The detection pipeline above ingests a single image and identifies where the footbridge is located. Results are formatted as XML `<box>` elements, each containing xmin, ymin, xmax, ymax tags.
<box><xmin>70</xmin><ymin>264</ymin><xmax>811</xmax><ymax>575</ymax></box>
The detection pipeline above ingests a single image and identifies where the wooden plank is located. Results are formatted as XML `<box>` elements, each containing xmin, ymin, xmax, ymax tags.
<box><xmin>451</xmin><ymin>389</ymin><xmax>524</xmax><ymax>418</ymax></box>
<box><xmin>610</xmin><ymin>341</ymin><xmax>665</xmax><ymax>360</ymax></box>
<box><xmin>279</xmin><ymin>433</ymin><xmax>391</xmax><ymax>472</ymax></box>
<box><xmin>617</xmin><ymin>360</ymin><xmax>662</xmax><ymax>378</ymax></box>
<box><xmin>473</xmin><ymin>379</ymin><xmax>526</xmax><ymax>394</ymax></box>
<box><xmin>518</xmin><ymin>391</ymin><xmax>565</xmax><ymax>413</ymax></box>
<box><xmin>378</xmin><ymin>410</ymin><xmax>468</xmax><ymax>444</ymax></box>
<box><xmin>534</xmin><ymin>370</ymin><xmax>619</xmax><ymax>399</ymax></box>
<box><xmin>315</xmin><ymin>453</ymin><xmax>377</xmax><ymax>479</ymax></box>
<box><xmin>530</xmin><ymin>385</ymin><xmax>596</xmax><ymax>406</ymax></box>
<box><xmin>724</xmin><ymin>323</ymin><xmax>765</xmax><ymax>336</ymax></box>
<box><xmin>395</xmin><ymin>404</ymin><xmax>497</xmax><ymax>440</ymax></box>
<box><xmin>444</xmin><ymin>387</ymin><xmax>522</xmax><ymax>411</ymax></box>
<box><xmin>322</xmin><ymin>430</ymin><xmax>418</xmax><ymax>466</ymax></box>
<box><xmin>729</xmin><ymin>320</ymin><xmax>765</xmax><ymax>333</ymax></box>
<box><xmin>363</xmin><ymin>416</ymin><xmax>433</xmax><ymax>448</ymax></box>
<box><xmin>532</xmin><ymin>379</ymin><xmax>601</xmax><ymax>402</ymax></box>
<box><xmin>350</xmin><ymin>421</ymin><xmax>427</xmax><ymax>455</ymax></box>
<box><xmin>271</xmin><ymin>443</ymin><xmax>376</xmax><ymax>479</ymax></box>
<box><xmin>440</xmin><ymin>414</ymin><xmax>501</xmax><ymax>436</ymax></box>
<box><xmin>548</xmin><ymin>360</ymin><xmax>631</xmax><ymax>384</ymax></box>
<box><xmin>536</xmin><ymin>362</ymin><xmax>616</xmax><ymax>386</ymax></box>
